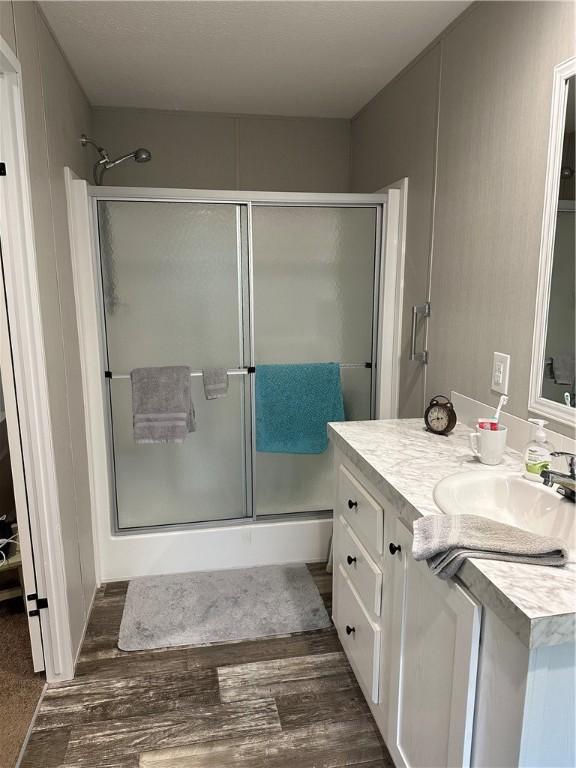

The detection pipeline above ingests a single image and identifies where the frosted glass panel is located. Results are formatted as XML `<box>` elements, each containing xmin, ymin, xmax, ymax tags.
<box><xmin>110</xmin><ymin>377</ymin><xmax>246</xmax><ymax>527</ymax></box>
<box><xmin>98</xmin><ymin>202</ymin><xmax>241</xmax><ymax>370</ymax></box>
<box><xmin>97</xmin><ymin>201</ymin><xmax>247</xmax><ymax>528</ymax></box>
<box><xmin>252</xmin><ymin>206</ymin><xmax>376</xmax><ymax>516</ymax></box>
<box><xmin>252</xmin><ymin>207</ymin><xmax>375</xmax><ymax>363</ymax></box>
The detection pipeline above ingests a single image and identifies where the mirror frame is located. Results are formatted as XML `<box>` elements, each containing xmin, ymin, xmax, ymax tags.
<box><xmin>529</xmin><ymin>56</ymin><xmax>576</xmax><ymax>427</ymax></box>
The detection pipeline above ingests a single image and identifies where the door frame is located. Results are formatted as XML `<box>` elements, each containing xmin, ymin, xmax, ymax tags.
<box><xmin>0</xmin><ymin>250</ymin><xmax>44</xmax><ymax>672</ymax></box>
<box><xmin>0</xmin><ymin>37</ymin><xmax>75</xmax><ymax>680</ymax></box>
<box><xmin>377</xmin><ymin>178</ymin><xmax>408</xmax><ymax>419</ymax></box>
<box><xmin>67</xmin><ymin>181</ymin><xmax>403</xmax><ymax>580</ymax></box>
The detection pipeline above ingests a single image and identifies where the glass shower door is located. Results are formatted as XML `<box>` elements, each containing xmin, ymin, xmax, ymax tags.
<box><xmin>252</xmin><ymin>205</ymin><xmax>377</xmax><ymax>516</ymax></box>
<box><xmin>97</xmin><ymin>201</ymin><xmax>249</xmax><ymax>529</ymax></box>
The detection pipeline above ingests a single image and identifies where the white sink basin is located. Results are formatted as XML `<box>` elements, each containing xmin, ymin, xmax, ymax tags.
<box><xmin>433</xmin><ymin>471</ymin><xmax>576</xmax><ymax>552</ymax></box>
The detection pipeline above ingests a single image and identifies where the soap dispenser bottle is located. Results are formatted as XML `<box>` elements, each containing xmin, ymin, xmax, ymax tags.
<box><xmin>523</xmin><ymin>419</ymin><xmax>554</xmax><ymax>482</ymax></box>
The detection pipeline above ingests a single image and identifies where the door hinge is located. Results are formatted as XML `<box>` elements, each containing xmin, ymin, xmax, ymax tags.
<box><xmin>27</xmin><ymin>593</ymin><xmax>48</xmax><ymax>617</ymax></box>
<box><xmin>0</xmin><ymin>163</ymin><xmax>6</xmax><ymax>176</ymax></box>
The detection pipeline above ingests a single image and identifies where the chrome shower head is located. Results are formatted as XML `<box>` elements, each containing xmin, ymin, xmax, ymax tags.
<box><xmin>81</xmin><ymin>134</ymin><xmax>152</xmax><ymax>184</ymax></box>
<box><xmin>134</xmin><ymin>148</ymin><xmax>152</xmax><ymax>163</ymax></box>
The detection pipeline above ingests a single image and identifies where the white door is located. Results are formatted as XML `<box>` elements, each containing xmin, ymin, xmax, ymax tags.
<box><xmin>387</xmin><ymin>519</ymin><xmax>480</xmax><ymax>768</ymax></box>
<box><xmin>0</xmin><ymin>262</ymin><xmax>45</xmax><ymax>671</ymax></box>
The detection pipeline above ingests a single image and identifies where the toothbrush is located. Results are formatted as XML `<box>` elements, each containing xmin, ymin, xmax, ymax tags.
<box><xmin>494</xmin><ymin>395</ymin><xmax>508</xmax><ymax>424</ymax></box>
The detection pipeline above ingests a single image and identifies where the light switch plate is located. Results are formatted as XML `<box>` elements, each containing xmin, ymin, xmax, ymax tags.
<box><xmin>492</xmin><ymin>352</ymin><xmax>510</xmax><ymax>395</ymax></box>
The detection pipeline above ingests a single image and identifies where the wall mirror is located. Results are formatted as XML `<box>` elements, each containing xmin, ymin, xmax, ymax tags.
<box><xmin>530</xmin><ymin>58</ymin><xmax>575</xmax><ymax>427</ymax></box>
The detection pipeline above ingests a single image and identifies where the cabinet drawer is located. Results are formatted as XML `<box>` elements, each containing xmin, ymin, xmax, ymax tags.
<box><xmin>338</xmin><ymin>464</ymin><xmax>383</xmax><ymax>556</ymax></box>
<box><xmin>334</xmin><ymin>514</ymin><xmax>382</xmax><ymax>616</ymax></box>
<box><xmin>334</xmin><ymin>564</ymin><xmax>381</xmax><ymax>704</ymax></box>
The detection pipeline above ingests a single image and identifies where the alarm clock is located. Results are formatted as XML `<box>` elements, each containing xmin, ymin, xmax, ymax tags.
<box><xmin>424</xmin><ymin>395</ymin><xmax>457</xmax><ymax>436</ymax></box>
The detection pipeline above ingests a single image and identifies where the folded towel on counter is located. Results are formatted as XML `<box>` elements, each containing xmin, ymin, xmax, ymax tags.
<box><xmin>551</xmin><ymin>355</ymin><xmax>575</xmax><ymax>386</ymax></box>
<box><xmin>131</xmin><ymin>366</ymin><xmax>195</xmax><ymax>444</ymax></box>
<box><xmin>202</xmin><ymin>367</ymin><xmax>229</xmax><ymax>400</ymax></box>
<box><xmin>255</xmin><ymin>363</ymin><xmax>345</xmax><ymax>454</ymax></box>
<box><xmin>412</xmin><ymin>514</ymin><xmax>567</xmax><ymax>580</ymax></box>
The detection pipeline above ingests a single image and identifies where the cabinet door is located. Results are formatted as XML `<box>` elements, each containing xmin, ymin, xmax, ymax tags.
<box><xmin>387</xmin><ymin>519</ymin><xmax>481</xmax><ymax>768</ymax></box>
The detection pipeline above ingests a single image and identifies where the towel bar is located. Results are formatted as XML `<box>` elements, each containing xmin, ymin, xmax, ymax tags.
<box><xmin>104</xmin><ymin>362</ymin><xmax>372</xmax><ymax>380</ymax></box>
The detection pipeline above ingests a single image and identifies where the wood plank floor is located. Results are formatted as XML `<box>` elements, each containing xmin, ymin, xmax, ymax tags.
<box><xmin>20</xmin><ymin>564</ymin><xmax>393</xmax><ymax>767</ymax></box>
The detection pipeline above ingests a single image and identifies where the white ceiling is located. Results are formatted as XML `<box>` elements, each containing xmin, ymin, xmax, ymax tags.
<box><xmin>41</xmin><ymin>1</ymin><xmax>470</xmax><ymax>118</ymax></box>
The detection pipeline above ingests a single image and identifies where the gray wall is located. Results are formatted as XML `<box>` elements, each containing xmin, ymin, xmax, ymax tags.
<box><xmin>428</xmin><ymin>1</ymin><xmax>574</xmax><ymax>435</ymax></box>
<box><xmin>0</xmin><ymin>0</ymin><xmax>15</xmax><ymax>53</ymax></box>
<box><xmin>93</xmin><ymin>107</ymin><xmax>351</xmax><ymax>191</ymax></box>
<box><xmin>351</xmin><ymin>46</ymin><xmax>441</xmax><ymax>418</ymax></box>
<box><xmin>351</xmin><ymin>1</ymin><xmax>575</xmax><ymax>435</ymax></box>
<box><xmin>1</xmin><ymin>1</ymin><xmax>96</xmax><ymax>656</ymax></box>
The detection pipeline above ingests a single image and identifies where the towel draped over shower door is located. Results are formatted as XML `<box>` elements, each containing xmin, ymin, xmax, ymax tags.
<box><xmin>255</xmin><ymin>363</ymin><xmax>345</xmax><ymax>454</ymax></box>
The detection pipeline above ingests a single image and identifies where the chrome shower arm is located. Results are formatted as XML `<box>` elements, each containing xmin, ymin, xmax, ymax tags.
<box><xmin>105</xmin><ymin>151</ymin><xmax>137</xmax><ymax>169</ymax></box>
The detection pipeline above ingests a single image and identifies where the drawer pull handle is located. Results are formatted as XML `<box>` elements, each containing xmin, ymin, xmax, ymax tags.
<box><xmin>345</xmin><ymin>625</ymin><xmax>356</xmax><ymax>635</ymax></box>
<box><xmin>389</xmin><ymin>542</ymin><xmax>402</xmax><ymax>555</ymax></box>
<box><xmin>347</xmin><ymin>499</ymin><xmax>358</xmax><ymax>510</ymax></box>
<box><xmin>346</xmin><ymin>555</ymin><xmax>357</xmax><ymax>565</ymax></box>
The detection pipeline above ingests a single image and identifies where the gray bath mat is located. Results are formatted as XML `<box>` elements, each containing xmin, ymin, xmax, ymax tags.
<box><xmin>118</xmin><ymin>564</ymin><xmax>331</xmax><ymax>651</ymax></box>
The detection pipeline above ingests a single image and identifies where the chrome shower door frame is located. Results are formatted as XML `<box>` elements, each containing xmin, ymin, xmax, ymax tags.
<box><xmin>88</xmin><ymin>187</ymin><xmax>386</xmax><ymax>534</ymax></box>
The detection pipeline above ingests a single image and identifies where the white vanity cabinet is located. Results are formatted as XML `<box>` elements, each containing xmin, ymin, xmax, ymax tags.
<box><xmin>330</xmin><ymin>426</ymin><xmax>576</xmax><ymax>768</ymax></box>
<box><xmin>332</xmin><ymin>457</ymin><xmax>481</xmax><ymax>768</ymax></box>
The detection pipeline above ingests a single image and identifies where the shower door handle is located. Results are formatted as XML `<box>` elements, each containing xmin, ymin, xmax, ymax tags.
<box><xmin>409</xmin><ymin>302</ymin><xmax>430</xmax><ymax>364</ymax></box>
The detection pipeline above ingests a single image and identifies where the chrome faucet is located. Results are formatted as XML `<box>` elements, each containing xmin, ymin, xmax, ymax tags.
<box><xmin>540</xmin><ymin>452</ymin><xmax>576</xmax><ymax>502</ymax></box>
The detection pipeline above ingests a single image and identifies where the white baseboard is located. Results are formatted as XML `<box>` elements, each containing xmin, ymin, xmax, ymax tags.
<box><xmin>100</xmin><ymin>517</ymin><xmax>333</xmax><ymax>582</ymax></box>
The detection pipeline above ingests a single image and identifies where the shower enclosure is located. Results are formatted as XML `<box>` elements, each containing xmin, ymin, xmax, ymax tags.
<box><xmin>89</xmin><ymin>189</ymin><xmax>386</xmax><ymax>533</ymax></box>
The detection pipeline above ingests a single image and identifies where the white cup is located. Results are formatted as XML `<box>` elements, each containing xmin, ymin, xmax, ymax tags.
<box><xmin>469</xmin><ymin>424</ymin><xmax>507</xmax><ymax>465</ymax></box>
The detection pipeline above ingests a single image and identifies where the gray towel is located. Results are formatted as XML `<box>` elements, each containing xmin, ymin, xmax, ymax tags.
<box><xmin>551</xmin><ymin>355</ymin><xmax>575</xmax><ymax>386</ymax></box>
<box><xmin>202</xmin><ymin>368</ymin><xmax>229</xmax><ymax>400</ymax></box>
<box><xmin>413</xmin><ymin>514</ymin><xmax>567</xmax><ymax>580</ymax></box>
<box><xmin>131</xmin><ymin>366</ymin><xmax>195</xmax><ymax>444</ymax></box>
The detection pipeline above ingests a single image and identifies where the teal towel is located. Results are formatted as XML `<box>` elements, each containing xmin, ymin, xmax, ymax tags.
<box><xmin>255</xmin><ymin>363</ymin><xmax>345</xmax><ymax>454</ymax></box>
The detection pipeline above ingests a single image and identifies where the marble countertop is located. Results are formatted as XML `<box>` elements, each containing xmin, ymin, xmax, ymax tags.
<box><xmin>328</xmin><ymin>419</ymin><xmax>576</xmax><ymax>649</ymax></box>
